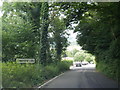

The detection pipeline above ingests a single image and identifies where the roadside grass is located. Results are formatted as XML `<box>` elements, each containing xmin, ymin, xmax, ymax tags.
<box><xmin>2</xmin><ymin>60</ymin><xmax>73</xmax><ymax>88</ymax></box>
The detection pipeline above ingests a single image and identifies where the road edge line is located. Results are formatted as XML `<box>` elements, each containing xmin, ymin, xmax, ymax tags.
<box><xmin>38</xmin><ymin>72</ymin><xmax>65</xmax><ymax>88</ymax></box>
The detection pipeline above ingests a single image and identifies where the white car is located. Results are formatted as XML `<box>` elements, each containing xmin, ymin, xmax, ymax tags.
<box><xmin>82</xmin><ymin>61</ymin><xmax>88</xmax><ymax>65</ymax></box>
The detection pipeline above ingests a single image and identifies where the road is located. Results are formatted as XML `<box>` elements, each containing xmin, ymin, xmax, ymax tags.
<box><xmin>40</xmin><ymin>64</ymin><xmax>119</xmax><ymax>88</ymax></box>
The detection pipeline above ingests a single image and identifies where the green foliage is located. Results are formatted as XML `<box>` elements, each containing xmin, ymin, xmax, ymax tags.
<box><xmin>74</xmin><ymin>51</ymin><xmax>85</xmax><ymax>62</ymax></box>
<box><xmin>51</xmin><ymin>2</ymin><xmax>89</xmax><ymax>27</ymax></box>
<box><xmin>74</xmin><ymin>2</ymin><xmax>120</xmax><ymax>81</ymax></box>
<box><xmin>57</xmin><ymin>61</ymin><xmax>70</xmax><ymax>72</ymax></box>
<box><xmin>2</xmin><ymin>62</ymin><xmax>43</xmax><ymax>88</ymax></box>
<box><xmin>2</xmin><ymin>2</ymin><xmax>69</xmax><ymax>65</ymax></box>
<box><xmin>2</xmin><ymin>16</ymin><xmax>37</xmax><ymax>61</ymax></box>
<box><xmin>96</xmin><ymin>60</ymin><xmax>119</xmax><ymax>81</ymax></box>
<box><xmin>43</xmin><ymin>64</ymin><xmax>59</xmax><ymax>80</ymax></box>
<box><xmin>2</xmin><ymin>2</ymin><xmax>120</xmax><ymax>87</ymax></box>
<box><xmin>84</xmin><ymin>53</ymin><xmax>95</xmax><ymax>63</ymax></box>
<box><xmin>66</xmin><ymin>49</ymin><xmax>79</xmax><ymax>57</ymax></box>
<box><xmin>74</xmin><ymin>50</ymin><xmax>94</xmax><ymax>62</ymax></box>
<box><xmin>49</xmin><ymin>17</ymin><xmax>68</xmax><ymax>62</ymax></box>
<box><xmin>63</xmin><ymin>60</ymin><xmax>73</xmax><ymax>66</ymax></box>
<box><xmin>2</xmin><ymin>2</ymin><xmax>41</xmax><ymax>62</ymax></box>
<box><xmin>2</xmin><ymin>61</ymin><xmax>71</xmax><ymax>88</ymax></box>
<box><xmin>39</xmin><ymin>2</ymin><xmax>49</xmax><ymax>65</ymax></box>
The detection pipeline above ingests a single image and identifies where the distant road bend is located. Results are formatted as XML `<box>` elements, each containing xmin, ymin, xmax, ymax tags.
<box><xmin>39</xmin><ymin>64</ymin><xmax>119</xmax><ymax>88</ymax></box>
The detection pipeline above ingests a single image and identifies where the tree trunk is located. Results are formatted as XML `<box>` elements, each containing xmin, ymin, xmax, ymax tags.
<box><xmin>39</xmin><ymin>2</ymin><xmax>49</xmax><ymax>66</ymax></box>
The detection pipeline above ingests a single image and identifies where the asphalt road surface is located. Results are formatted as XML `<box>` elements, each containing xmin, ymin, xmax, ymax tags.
<box><xmin>41</xmin><ymin>64</ymin><xmax>119</xmax><ymax>88</ymax></box>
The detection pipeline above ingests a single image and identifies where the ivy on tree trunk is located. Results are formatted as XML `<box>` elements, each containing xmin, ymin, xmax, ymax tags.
<box><xmin>39</xmin><ymin>2</ymin><xmax>49</xmax><ymax>66</ymax></box>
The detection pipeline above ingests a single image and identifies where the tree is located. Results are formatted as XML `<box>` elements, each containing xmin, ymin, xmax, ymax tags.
<box><xmin>49</xmin><ymin>17</ymin><xmax>68</xmax><ymax>62</ymax></box>
<box><xmin>75</xmin><ymin>2</ymin><xmax>120</xmax><ymax>61</ymax></box>
<box><xmin>74</xmin><ymin>2</ymin><xmax>120</xmax><ymax>80</ymax></box>
<box><xmin>66</xmin><ymin>49</ymin><xmax>79</xmax><ymax>57</ymax></box>
<box><xmin>39</xmin><ymin>2</ymin><xmax>49</xmax><ymax>65</ymax></box>
<box><xmin>74</xmin><ymin>51</ymin><xmax>85</xmax><ymax>62</ymax></box>
<box><xmin>50</xmin><ymin>2</ymin><xmax>89</xmax><ymax>28</ymax></box>
<box><xmin>2</xmin><ymin>2</ymin><xmax>42</xmax><ymax>62</ymax></box>
<box><xmin>71</xmin><ymin>49</ymin><xmax>79</xmax><ymax>57</ymax></box>
<box><xmin>84</xmin><ymin>53</ymin><xmax>95</xmax><ymax>63</ymax></box>
<box><xmin>2</xmin><ymin>8</ymin><xmax>36</xmax><ymax>61</ymax></box>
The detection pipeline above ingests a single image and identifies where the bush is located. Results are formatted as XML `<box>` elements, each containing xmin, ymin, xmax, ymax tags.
<box><xmin>2</xmin><ymin>62</ymin><xmax>44</xmax><ymax>88</ymax></box>
<box><xmin>57</xmin><ymin>61</ymin><xmax>69</xmax><ymax>72</ymax></box>
<box><xmin>96</xmin><ymin>60</ymin><xmax>119</xmax><ymax>81</ymax></box>
<box><xmin>2</xmin><ymin>60</ymin><xmax>72</xmax><ymax>88</ymax></box>
<box><xmin>43</xmin><ymin>64</ymin><xmax>59</xmax><ymax>80</ymax></box>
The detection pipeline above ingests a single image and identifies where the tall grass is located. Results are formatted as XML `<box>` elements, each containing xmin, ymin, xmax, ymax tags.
<box><xmin>2</xmin><ymin>61</ymin><xmax>72</xmax><ymax>88</ymax></box>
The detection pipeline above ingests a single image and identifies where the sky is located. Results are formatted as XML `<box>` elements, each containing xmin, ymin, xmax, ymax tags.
<box><xmin>65</xmin><ymin>26</ymin><xmax>83</xmax><ymax>51</ymax></box>
<box><xmin>67</xmin><ymin>29</ymin><xmax>82</xmax><ymax>51</ymax></box>
<box><xmin>0</xmin><ymin>1</ymin><xmax>3</xmax><ymax>17</ymax></box>
<box><xmin>67</xmin><ymin>30</ymin><xmax>77</xmax><ymax>45</ymax></box>
<box><xmin>67</xmin><ymin>23</ymin><xmax>79</xmax><ymax>45</ymax></box>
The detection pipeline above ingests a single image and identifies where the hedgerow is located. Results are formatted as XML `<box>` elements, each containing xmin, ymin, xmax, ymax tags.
<box><xmin>2</xmin><ymin>60</ymin><xmax>72</xmax><ymax>88</ymax></box>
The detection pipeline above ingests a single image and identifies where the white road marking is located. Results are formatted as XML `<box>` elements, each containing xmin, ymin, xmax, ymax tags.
<box><xmin>38</xmin><ymin>72</ymin><xmax>65</xmax><ymax>88</ymax></box>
